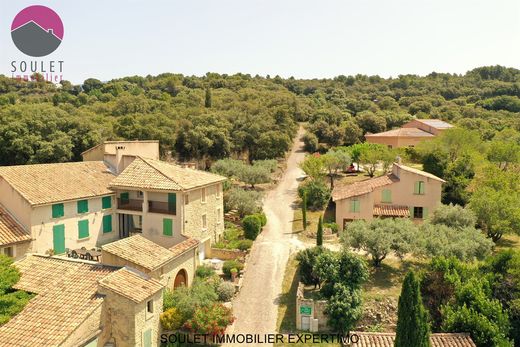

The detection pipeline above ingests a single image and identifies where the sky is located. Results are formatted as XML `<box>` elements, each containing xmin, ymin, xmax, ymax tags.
<box><xmin>0</xmin><ymin>0</ymin><xmax>519</xmax><ymax>83</ymax></box>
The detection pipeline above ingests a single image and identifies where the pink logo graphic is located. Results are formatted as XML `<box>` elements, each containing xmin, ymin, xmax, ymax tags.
<box><xmin>11</xmin><ymin>5</ymin><xmax>64</xmax><ymax>57</ymax></box>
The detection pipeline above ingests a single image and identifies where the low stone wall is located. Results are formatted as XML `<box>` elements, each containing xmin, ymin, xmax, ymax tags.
<box><xmin>208</xmin><ymin>248</ymin><xmax>247</xmax><ymax>261</ymax></box>
<box><xmin>295</xmin><ymin>282</ymin><xmax>329</xmax><ymax>332</ymax></box>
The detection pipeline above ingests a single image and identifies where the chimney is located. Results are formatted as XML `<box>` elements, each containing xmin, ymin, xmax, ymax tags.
<box><xmin>115</xmin><ymin>145</ymin><xmax>126</xmax><ymax>174</ymax></box>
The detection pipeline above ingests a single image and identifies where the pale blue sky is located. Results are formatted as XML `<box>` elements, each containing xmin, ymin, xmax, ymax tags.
<box><xmin>1</xmin><ymin>0</ymin><xmax>519</xmax><ymax>83</ymax></box>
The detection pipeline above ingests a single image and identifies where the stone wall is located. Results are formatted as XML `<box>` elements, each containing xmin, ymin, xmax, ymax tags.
<box><xmin>295</xmin><ymin>282</ymin><xmax>329</xmax><ymax>332</ymax></box>
<box><xmin>183</xmin><ymin>183</ymin><xmax>224</xmax><ymax>243</ymax></box>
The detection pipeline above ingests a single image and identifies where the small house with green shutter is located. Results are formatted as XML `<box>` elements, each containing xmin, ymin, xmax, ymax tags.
<box><xmin>332</xmin><ymin>161</ymin><xmax>445</xmax><ymax>229</ymax></box>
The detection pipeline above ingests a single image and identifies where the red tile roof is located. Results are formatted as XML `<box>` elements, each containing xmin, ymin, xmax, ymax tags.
<box><xmin>351</xmin><ymin>332</ymin><xmax>476</xmax><ymax>347</ymax></box>
<box><xmin>332</xmin><ymin>174</ymin><xmax>398</xmax><ymax>201</ymax></box>
<box><xmin>373</xmin><ymin>204</ymin><xmax>410</xmax><ymax>217</ymax></box>
<box><xmin>170</xmin><ymin>237</ymin><xmax>199</xmax><ymax>257</ymax></box>
<box><xmin>0</xmin><ymin>204</ymin><xmax>31</xmax><ymax>246</ymax></box>
<box><xmin>365</xmin><ymin>127</ymin><xmax>434</xmax><ymax>138</ymax></box>
<box><xmin>98</xmin><ymin>267</ymin><xmax>163</xmax><ymax>303</ymax></box>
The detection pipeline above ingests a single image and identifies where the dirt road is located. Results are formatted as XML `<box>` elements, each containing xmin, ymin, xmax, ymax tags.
<box><xmin>225</xmin><ymin>126</ymin><xmax>307</xmax><ymax>346</ymax></box>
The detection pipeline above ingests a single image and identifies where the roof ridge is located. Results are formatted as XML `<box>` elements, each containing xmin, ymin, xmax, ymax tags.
<box><xmin>136</xmin><ymin>156</ymin><xmax>186</xmax><ymax>190</ymax></box>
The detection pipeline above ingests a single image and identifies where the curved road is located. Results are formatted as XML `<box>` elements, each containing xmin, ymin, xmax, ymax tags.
<box><xmin>226</xmin><ymin>126</ymin><xmax>306</xmax><ymax>346</ymax></box>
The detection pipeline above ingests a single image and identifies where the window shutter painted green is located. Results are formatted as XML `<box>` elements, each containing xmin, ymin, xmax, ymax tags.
<box><xmin>103</xmin><ymin>215</ymin><xmax>113</xmax><ymax>233</ymax></box>
<box><xmin>102</xmin><ymin>196</ymin><xmax>112</xmax><ymax>209</ymax></box>
<box><xmin>355</xmin><ymin>200</ymin><xmax>360</xmax><ymax>212</ymax></box>
<box><xmin>120</xmin><ymin>192</ymin><xmax>129</xmax><ymax>204</ymax></box>
<box><xmin>414</xmin><ymin>182</ymin><xmax>420</xmax><ymax>194</ymax></box>
<box><xmin>409</xmin><ymin>206</ymin><xmax>414</xmax><ymax>218</ymax></box>
<box><xmin>77</xmin><ymin>200</ymin><xmax>89</xmax><ymax>214</ymax></box>
<box><xmin>382</xmin><ymin>189</ymin><xmax>392</xmax><ymax>203</ymax></box>
<box><xmin>78</xmin><ymin>220</ymin><xmax>89</xmax><ymax>239</ymax></box>
<box><xmin>423</xmin><ymin>207</ymin><xmax>428</xmax><ymax>219</ymax></box>
<box><xmin>419</xmin><ymin>181</ymin><xmax>425</xmax><ymax>194</ymax></box>
<box><xmin>163</xmin><ymin>218</ymin><xmax>173</xmax><ymax>236</ymax></box>
<box><xmin>52</xmin><ymin>203</ymin><xmax>64</xmax><ymax>218</ymax></box>
<box><xmin>52</xmin><ymin>224</ymin><xmax>65</xmax><ymax>254</ymax></box>
<box><xmin>143</xmin><ymin>329</ymin><xmax>152</xmax><ymax>347</ymax></box>
<box><xmin>168</xmin><ymin>193</ymin><xmax>177</xmax><ymax>214</ymax></box>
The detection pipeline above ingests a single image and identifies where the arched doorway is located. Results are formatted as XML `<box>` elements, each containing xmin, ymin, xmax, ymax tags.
<box><xmin>173</xmin><ymin>269</ymin><xmax>188</xmax><ymax>288</ymax></box>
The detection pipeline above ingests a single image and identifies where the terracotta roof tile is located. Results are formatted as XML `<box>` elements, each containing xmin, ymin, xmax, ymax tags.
<box><xmin>169</xmin><ymin>237</ymin><xmax>199</xmax><ymax>257</ymax></box>
<box><xmin>365</xmin><ymin>127</ymin><xmax>435</xmax><ymax>138</ymax></box>
<box><xmin>0</xmin><ymin>204</ymin><xmax>31</xmax><ymax>246</ymax></box>
<box><xmin>109</xmin><ymin>156</ymin><xmax>226</xmax><ymax>191</ymax></box>
<box><xmin>98</xmin><ymin>267</ymin><xmax>164</xmax><ymax>303</ymax></box>
<box><xmin>102</xmin><ymin>235</ymin><xmax>175</xmax><ymax>271</ymax></box>
<box><xmin>351</xmin><ymin>332</ymin><xmax>476</xmax><ymax>347</ymax></box>
<box><xmin>332</xmin><ymin>174</ymin><xmax>398</xmax><ymax>201</ymax></box>
<box><xmin>0</xmin><ymin>162</ymin><xmax>115</xmax><ymax>206</ymax></box>
<box><xmin>0</xmin><ymin>255</ymin><xmax>116</xmax><ymax>347</ymax></box>
<box><xmin>373</xmin><ymin>204</ymin><xmax>410</xmax><ymax>217</ymax></box>
<box><xmin>395</xmin><ymin>163</ymin><xmax>446</xmax><ymax>182</ymax></box>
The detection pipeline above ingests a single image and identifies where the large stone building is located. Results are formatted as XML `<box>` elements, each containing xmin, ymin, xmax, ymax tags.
<box><xmin>0</xmin><ymin>255</ymin><xmax>164</xmax><ymax>347</ymax></box>
<box><xmin>332</xmin><ymin>162</ymin><xmax>445</xmax><ymax>228</ymax></box>
<box><xmin>365</xmin><ymin>118</ymin><xmax>453</xmax><ymax>148</ymax></box>
<box><xmin>0</xmin><ymin>140</ymin><xmax>225</xmax><ymax>260</ymax></box>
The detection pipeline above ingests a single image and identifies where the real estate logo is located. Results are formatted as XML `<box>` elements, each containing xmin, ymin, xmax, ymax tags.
<box><xmin>9</xmin><ymin>5</ymin><xmax>65</xmax><ymax>82</ymax></box>
<box><xmin>11</xmin><ymin>5</ymin><xmax>64</xmax><ymax>57</ymax></box>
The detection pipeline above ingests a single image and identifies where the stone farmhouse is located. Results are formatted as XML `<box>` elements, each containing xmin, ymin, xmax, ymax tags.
<box><xmin>332</xmin><ymin>161</ymin><xmax>445</xmax><ymax>228</ymax></box>
<box><xmin>0</xmin><ymin>140</ymin><xmax>227</xmax><ymax>346</ymax></box>
<box><xmin>365</xmin><ymin>118</ymin><xmax>453</xmax><ymax>148</ymax></box>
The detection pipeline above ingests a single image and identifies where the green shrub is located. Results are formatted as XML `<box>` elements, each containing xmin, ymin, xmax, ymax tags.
<box><xmin>163</xmin><ymin>279</ymin><xmax>218</xmax><ymax>321</ymax></box>
<box><xmin>297</xmin><ymin>180</ymin><xmax>331</xmax><ymax>210</ymax></box>
<box><xmin>253</xmin><ymin>212</ymin><xmax>267</xmax><ymax>226</ymax></box>
<box><xmin>242</xmin><ymin>215</ymin><xmax>262</xmax><ymax>240</ymax></box>
<box><xmin>195</xmin><ymin>265</ymin><xmax>215</xmax><ymax>279</ymax></box>
<box><xmin>182</xmin><ymin>303</ymin><xmax>234</xmax><ymax>335</ymax></box>
<box><xmin>324</xmin><ymin>222</ymin><xmax>339</xmax><ymax>233</ymax></box>
<box><xmin>160</xmin><ymin>307</ymin><xmax>183</xmax><ymax>331</ymax></box>
<box><xmin>237</xmin><ymin>239</ymin><xmax>253</xmax><ymax>251</ymax></box>
<box><xmin>224</xmin><ymin>187</ymin><xmax>262</xmax><ymax>217</ymax></box>
<box><xmin>217</xmin><ymin>281</ymin><xmax>236</xmax><ymax>301</ymax></box>
<box><xmin>223</xmin><ymin>260</ymin><xmax>244</xmax><ymax>278</ymax></box>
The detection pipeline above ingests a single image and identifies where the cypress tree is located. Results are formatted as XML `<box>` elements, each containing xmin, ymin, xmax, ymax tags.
<box><xmin>395</xmin><ymin>271</ymin><xmax>431</xmax><ymax>347</ymax></box>
<box><xmin>205</xmin><ymin>87</ymin><xmax>212</xmax><ymax>108</ymax></box>
<box><xmin>302</xmin><ymin>192</ymin><xmax>308</xmax><ymax>231</ymax></box>
<box><xmin>316</xmin><ymin>215</ymin><xmax>323</xmax><ymax>246</ymax></box>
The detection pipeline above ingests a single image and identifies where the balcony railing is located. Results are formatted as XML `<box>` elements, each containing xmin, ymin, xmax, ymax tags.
<box><xmin>117</xmin><ymin>198</ymin><xmax>143</xmax><ymax>212</ymax></box>
<box><xmin>148</xmin><ymin>201</ymin><xmax>176</xmax><ymax>215</ymax></box>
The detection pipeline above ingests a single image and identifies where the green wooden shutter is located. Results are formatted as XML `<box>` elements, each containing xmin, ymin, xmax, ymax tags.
<box><xmin>168</xmin><ymin>193</ymin><xmax>177</xmax><ymax>214</ymax></box>
<box><xmin>382</xmin><ymin>189</ymin><xmax>392</xmax><ymax>203</ymax></box>
<box><xmin>78</xmin><ymin>220</ymin><xmax>89</xmax><ymax>239</ymax></box>
<box><xmin>423</xmin><ymin>207</ymin><xmax>428</xmax><ymax>219</ymax></box>
<box><xmin>52</xmin><ymin>203</ymin><xmax>64</xmax><ymax>218</ymax></box>
<box><xmin>350</xmin><ymin>200</ymin><xmax>355</xmax><ymax>212</ymax></box>
<box><xmin>102</xmin><ymin>196</ymin><xmax>112</xmax><ymax>209</ymax></box>
<box><xmin>103</xmin><ymin>215</ymin><xmax>113</xmax><ymax>233</ymax></box>
<box><xmin>414</xmin><ymin>182</ymin><xmax>420</xmax><ymax>194</ymax></box>
<box><xmin>77</xmin><ymin>200</ymin><xmax>89</xmax><ymax>214</ymax></box>
<box><xmin>409</xmin><ymin>206</ymin><xmax>414</xmax><ymax>218</ymax></box>
<box><xmin>52</xmin><ymin>224</ymin><xmax>65</xmax><ymax>254</ymax></box>
<box><xmin>163</xmin><ymin>218</ymin><xmax>173</xmax><ymax>236</ymax></box>
<box><xmin>355</xmin><ymin>200</ymin><xmax>360</xmax><ymax>212</ymax></box>
<box><xmin>419</xmin><ymin>181</ymin><xmax>425</xmax><ymax>194</ymax></box>
<box><xmin>143</xmin><ymin>329</ymin><xmax>152</xmax><ymax>347</ymax></box>
<box><xmin>120</xmin><ymin>192</ymin><xmax>129</xmax><ymax>204</ymax></box>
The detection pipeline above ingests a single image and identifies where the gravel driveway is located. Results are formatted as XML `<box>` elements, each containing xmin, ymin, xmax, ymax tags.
<box><xmin>224</xmin><ymin>126</ymin><xmax>307</xmax><ymax>346</ymax></box>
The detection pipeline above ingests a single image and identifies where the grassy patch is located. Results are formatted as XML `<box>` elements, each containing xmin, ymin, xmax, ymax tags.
<box><xmin>276</xmin><ymin>256</ymin><xmax>299</xmax><ymax>333</ymax></box>
<box><xmin>495</xmin><ymin>233</ymin><xmax>520</xmax><ymax>252</ymax></box>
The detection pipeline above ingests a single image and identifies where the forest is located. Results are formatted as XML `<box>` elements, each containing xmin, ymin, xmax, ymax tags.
<box><xmin>0</xmin><ymin>65</ymin><xmax>519</xmax><ymax>167</ymax></box>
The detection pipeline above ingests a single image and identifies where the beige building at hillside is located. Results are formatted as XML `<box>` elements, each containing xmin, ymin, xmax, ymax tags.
<box><xmin>0</xmin><ymin>140</ymin><xmax>225</xmax><ymax>260</ymax></box>
<box><xmin>0</xmin><ymin>255</ymin><xmax>164</xmax><ymax>347</ymax></box>
<box><xmin>365</xmin><ymin>119</ymin><xmax>453</xmax><ymax>148</ymax></box>
<box><xmin>332</xmin><ymin>162</ymin><xmax>445</xmax><ymax>228</ymax></box>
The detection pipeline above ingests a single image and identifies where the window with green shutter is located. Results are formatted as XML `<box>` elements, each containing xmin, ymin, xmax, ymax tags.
<box><xmin>120</xmin><ymin>192</ymin><xmax>129</xmax><ymax>204</ymax></box>
<box><xmin>143</xmin><ymin>329</ymin><xmax>152</xmax><ymax>347</ymax></box>
<box><xmin>52</xmin><ymin>203</ymin><xmax>64</xmax><ymax>218</ymax></box>
<box><xmin>77</xmin><ymin>200</ymin><xmax>89</xmax><ymax>214</ymax></box>
<box><xmin>163</xmin><ymin>218</ymin><xmax>173</xmax><ymax>236</ymax></box>
<box><xmin>168</xmin><ymin>193</ymin><xmax>176</xmax><ymax>214</ymax></box>
<box><xmin>102</xmin><ymin>196</ymin><xmax>112</xmax><ymax>209</ymax></box>
<box><xmin>78</xmin><ymin>220</ymin><xmax>89</xmax><ymax>239</ymax></box>
<box><xmin>414</xmin><ymin>181</ymin><xmax>425</xmax><ymax>195</ymax></box>
<box><xmin>381</xmin><ymin>189</ymin><xmax>392</xmax><ymax>203</ymax></box>
<box><xmin>103</xmin><ymin>215</ymin><xmax>113</xmax><ymax>233</ymax></box>
<box><xmin>350</xmin><ymin>199</ymin><xmax>360</xmax><ymax>213</ymax></box>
